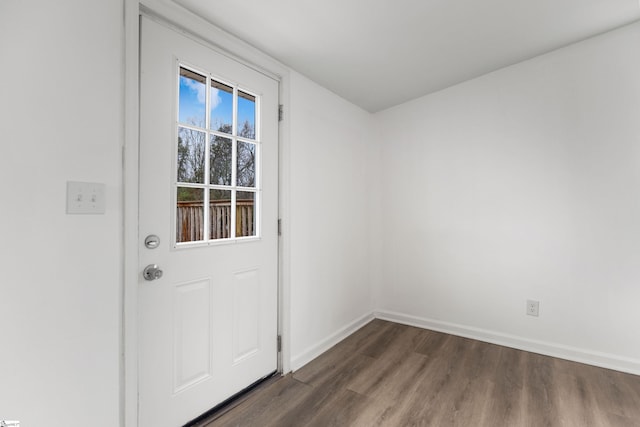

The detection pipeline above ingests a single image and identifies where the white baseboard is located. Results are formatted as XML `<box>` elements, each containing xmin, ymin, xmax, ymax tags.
<box><xmin>375</xmin><ymin>310</ymin><xmax>640</xmax><ymax>376</ymax></box>
<box><xmin>290</xmin><ymin>312</ymin><xmax>375</xmax><ymax>371</ymax></box>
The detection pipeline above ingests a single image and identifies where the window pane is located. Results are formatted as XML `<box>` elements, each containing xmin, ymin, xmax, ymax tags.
<box><xmin>175</xmin><ymin>66</ymin><xmax>262</xmax><ymax>244</ymax></box>
<box><xmin>236</xmin><ymin>141</ymin><xmax>256</xmax><ymax>187</ymax></box>
<box><xmin>176</xmin><ymin>187</ymin><xmax>204</xmax><ymax>243</ymax></box>
<box><xmin>210</xmin><ymin>80</ymin><xmax>233</xmax><ymax>134</ymax></box>
<box><xmin>236</xmin><ymin>191</ymin><xmax>256</xmax><ymax>237</ymax></box>
<box><xmin>179</xmin><ymin>68</ymin><xmax>206</xmax><ymax>127</ymax></box>
<box><xmin>210</xmin><ymin>189</ymin><xmax>231</xmax><ymax>239</ymax></box>
<box><xmin>238</xmin><ymin>91</ymin><xmax>256</xmax><ymax>139</ymax></box>
<box><xmin>210</xmin><ymin>135</ymin><xmax>232</xmax><ymax>185</ymax></box>
<box><xmin>177</xmin><ymin>127</ymin><xmax>206</xmax><ymax>183</ymax></box>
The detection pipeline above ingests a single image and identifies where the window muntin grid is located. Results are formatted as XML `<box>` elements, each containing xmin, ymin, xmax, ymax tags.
<box><xmin>175</xmin><ymin>65</ymin><xmax>260</xmax><ymax>246</ymax></box>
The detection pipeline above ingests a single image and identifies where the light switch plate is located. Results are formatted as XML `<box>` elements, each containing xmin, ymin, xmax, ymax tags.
<box><xmin>66</xmin><ymin>181</ymin><xmax>106</xmax><ymax>214</ymax></box>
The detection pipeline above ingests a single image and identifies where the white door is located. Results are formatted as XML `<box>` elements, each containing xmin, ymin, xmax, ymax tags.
<box><xmin>138</xmin><ymin>16</ymin><xmax>279</xmax><ymax>427</ymax></box>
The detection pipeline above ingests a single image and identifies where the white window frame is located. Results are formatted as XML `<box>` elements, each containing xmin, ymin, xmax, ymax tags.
<box><xmin>173</xmin><ymin>61</ymin><xmax>262</xmax><ymax>248</ymax></box>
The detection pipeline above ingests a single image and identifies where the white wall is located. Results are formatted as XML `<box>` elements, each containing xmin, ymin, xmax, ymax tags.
<box><xmin>374</xmin><ymin>22</ymin><xmax>640</xmax><ymax>371</ymax></box>
<box><xmin>0</xmin><ymin>1</ymin><xmax>123</xmax><ymax>426</ymax></box>
<box><xmin>288</xmin><ymin>72</ymin><xmax>375</xmax><ymax>368</ymax></box>
<box><xmin>2</xmin><ymin>1</ymin><xmax>638</xmax><ymax>424</ymax></box>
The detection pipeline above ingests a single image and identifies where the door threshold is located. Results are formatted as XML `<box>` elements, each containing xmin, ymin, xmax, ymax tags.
<box><xmin>183</xmin><ymin>371</ymin><xmax>280</xmax><ymax>427</ymax></box>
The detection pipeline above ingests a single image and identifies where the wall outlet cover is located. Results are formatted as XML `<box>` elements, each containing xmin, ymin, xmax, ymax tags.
<box><xmin>526</xmin><ymin>299</ymin><xmax>540</xmax><ymax>317</ymax></box>
<box><xmin>66</xmin><ymin>181</ymin><xmax>106</xmax><ymax>214</ymax></box>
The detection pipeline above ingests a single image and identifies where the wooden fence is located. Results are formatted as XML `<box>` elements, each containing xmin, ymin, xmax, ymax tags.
<box><xmin>177</xmin><ymin>200</ymin><xmax>255</xmax><ymax>242</ymax></box>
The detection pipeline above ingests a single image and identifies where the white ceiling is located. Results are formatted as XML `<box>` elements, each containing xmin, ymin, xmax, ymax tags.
<box><xmin>174</xmin><ymin>0</ymin><xmax>640</xmax><ymax>112</ymax></box>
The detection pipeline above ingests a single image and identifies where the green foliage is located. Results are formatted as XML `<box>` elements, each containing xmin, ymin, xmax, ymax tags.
<box><xmin>177</xmin><ymin>187</ymin><xmax>202</xmax><ymax>202</ymax></box>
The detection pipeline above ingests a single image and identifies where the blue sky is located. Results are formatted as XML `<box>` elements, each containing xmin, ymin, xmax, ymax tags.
<box><xmin>179</xmin><ymin>75</ymin><xmax>255</xmax><ymax>135</ymax></box>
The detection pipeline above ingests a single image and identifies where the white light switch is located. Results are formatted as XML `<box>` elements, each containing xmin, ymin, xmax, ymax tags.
<box><xmin>66</xmin><ymin>181</ymin><xmax>106</xmax><ymax>214</ymax></box>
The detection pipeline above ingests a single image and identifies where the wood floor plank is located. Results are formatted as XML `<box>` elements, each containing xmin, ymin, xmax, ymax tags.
<box><xmin>201</xmin><ymin>320</ymin><xmax>640</xmax><ymax>427</ymax></box>
<box><xmin>612</xmin><ymin>370</ymin><xmax>640</xmax><ymax>419</ymax></box>
<box><xmin>348</xmin><ymin>351</ymin><xmax>431</xmax><ymax>403</ymax></box>
<box><xmin>553</xmin><ymin>371</ymin><xmax>603</xmax><ymax>427</ymax></box>
<box><xmin>293</xmin><ymin>319</ymin><xmax>387</xmax><ymax>386</ymax></box>
<box><xmin>347</xmin><ymin>326</ymin><xmax>431</xmax><ymax>400</ymax></box>
<box><xmin>344</xmin><ymin>318</ymin><xmax>391</xmax><ymax>351</ymax></box>
<box><xmin>305</xmin><ymin>389</ymin><xmax>371</xmax><ymax>427</ymax></box>
<box><xmin>589</xmin><ymin>364</ymin><xmax>640</xmax><ymax>420</ymax></box>
<box><xmin>605</xmin><ymin>412</ymin><xmax>640</xmax><ymax>427</ymax></box>
<box><xmin>481</xmin><ymin>346</ymin><xmax>526</xmax><ymax>426</ymax></box>
<box><xmin>409</xmin><ymin>338</ymin><xmax>499</xmax><ymax>427</ymax></box>
<box><xmin>273</xmin><ymin>354</ymin><xmax>375</xmax><ymax>427</ymax></box>
<box><xmin>359</xmin><ymin>321</ymin><xmax>415</xmax><ymax>359</ymax></box>
<box><xmin>523</xmin><ymin>352</ymin><xmax>559</xmax><ymax>427</ymax></box>
<box><xmin>203</xmin><ymin>375</ymin><xmax>312</xmax><ymax>427</ymax></box>
<box><xmin>389</xmin><ymin>335</ymin><xmax>486</xmax><ymax>426</ymax></box>
<box><xmin>414</xmin><ymin>329</ymin><xmax>451</xmax><ymax>357</ymax></box>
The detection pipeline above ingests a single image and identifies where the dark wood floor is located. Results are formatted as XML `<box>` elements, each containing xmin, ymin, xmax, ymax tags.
<box><xmin>197</xmin><ymin>319</ymin><xmax>640</xmax><ymax>426</ymax></box>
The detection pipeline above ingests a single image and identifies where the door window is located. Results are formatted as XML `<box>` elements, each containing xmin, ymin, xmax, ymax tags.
<box><xmin>176</xmin><ymin>66</ymin><xmax>260</xmax><ymax>245</ymax></box>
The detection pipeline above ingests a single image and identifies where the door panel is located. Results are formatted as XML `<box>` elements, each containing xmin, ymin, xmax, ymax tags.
<box><xmin>233</xmin><ymin>268</ymin><xmax>260</xmax><ymax>362</ymax></box>
<box><xmin>139</xmin><ymin>16</ymin><xmax>279</xmax><ymax>427</ymax></box>
<box><xmin>173</xmin><ymin>278</ymin><xmax>211</xmax><ymax>393</ymax></box>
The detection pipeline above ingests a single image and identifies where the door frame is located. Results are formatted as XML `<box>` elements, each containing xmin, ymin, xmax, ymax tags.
<box><xmin>123</xmin><ymin>2</ymin><xmax>292</xmax><ymax>426</ymax></box>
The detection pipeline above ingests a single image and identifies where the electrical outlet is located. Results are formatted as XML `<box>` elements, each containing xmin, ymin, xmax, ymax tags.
<box><xmin>526</xmin><ymin>300</ymin><xmax>540</xmax><ymax>317</ymax></box>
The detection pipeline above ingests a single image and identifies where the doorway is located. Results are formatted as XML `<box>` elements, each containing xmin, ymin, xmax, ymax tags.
<box><xmin>137</xmin><ymin>16</ymin><xmax>280</xmax><ymax>427</ymax></box>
